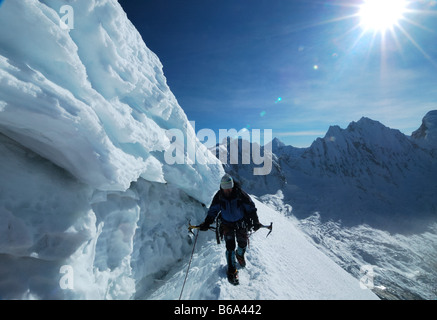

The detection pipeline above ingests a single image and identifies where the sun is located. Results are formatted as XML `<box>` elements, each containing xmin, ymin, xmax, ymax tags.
<box><xmin>358</xmin><ymin>0</ymin><xmax>408</xmax><ymax>32</ymax></box>
<box><xmin>302</xmin><ymin>0</ymin><xmax>437</xmax><ymax>67</ymax></box>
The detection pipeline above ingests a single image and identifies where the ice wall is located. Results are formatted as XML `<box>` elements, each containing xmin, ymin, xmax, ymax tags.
<box><xmin>0</xmin><ymin>0</ymin><xmax>223</xmax><ymax>299</ymax></box>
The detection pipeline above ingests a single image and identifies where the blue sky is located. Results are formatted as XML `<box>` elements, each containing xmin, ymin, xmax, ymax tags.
<box><xmin>119</xmin><ymin>0</ymin><xmax>437</xmax><ymax>147</ymax></box>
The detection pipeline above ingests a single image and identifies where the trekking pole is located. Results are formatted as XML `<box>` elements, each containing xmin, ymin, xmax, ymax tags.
<box><xmin>179</xmin><ymin>225</ymin><xmax>199</xmax><ymax>300</ymax></box>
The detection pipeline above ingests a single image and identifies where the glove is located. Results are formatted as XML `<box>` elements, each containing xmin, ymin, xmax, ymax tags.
<box><xmin>253</xmin><ymin>222</ymin><xmax>262</xmax><ymax>231</ymax></box>
<box><xmin>199</xmin><ymin>215</ymin><xmax>215</xmax><ymax>231</ymax></box>
<box><xmin>199</xmin><ymin>222</ymin><xmax>210</xmax><ymax>231</ymax></box>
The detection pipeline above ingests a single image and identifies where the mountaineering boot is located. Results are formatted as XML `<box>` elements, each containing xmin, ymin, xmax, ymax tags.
<box><xmin>226</xmin><ymin>250</ymin><xmax>239</xmax><ymax>285</ymax></box>
<box><xmin>227</xmin><ymin>268</ymin><xmax>239</xmax><ymax>286</ymax></box>
<box><xmin>236</xmin><ymin>246</ymin><xmax>246</xmax><ymax>268</ymax></box>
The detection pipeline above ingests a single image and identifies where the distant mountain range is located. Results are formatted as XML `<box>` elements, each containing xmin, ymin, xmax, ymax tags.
<box><xmin>213</xmin><ymin>110</ymin><xmax>437</xmax><ymax>233</ymax></box>
<box><xmin>211</xmin><ymin>111</ymin><xmax>437</xmax><ymax>299</ymax></box>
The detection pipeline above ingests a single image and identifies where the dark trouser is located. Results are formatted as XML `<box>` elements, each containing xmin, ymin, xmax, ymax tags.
<box><xmin>223</xmin><ymin>224</ymin><xmax>248</xmax><ymax>251</ymax></box>
<box><xmin>222</xmin><ymin>221</ymin><xmax>248</xmax><ymax>272</ymax></box>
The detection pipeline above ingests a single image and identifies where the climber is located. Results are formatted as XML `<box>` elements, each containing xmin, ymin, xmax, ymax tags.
<box><xmin>198</xmin><ymin>174</ymin><xmax>262</xmax><ymax>285</ymax></box>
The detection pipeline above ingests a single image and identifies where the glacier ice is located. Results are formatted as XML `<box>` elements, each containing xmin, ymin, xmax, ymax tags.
<box><xmin>0</xmin><ymin>0</ymin><xmax>223</xmax><ymax>299</ymax></box>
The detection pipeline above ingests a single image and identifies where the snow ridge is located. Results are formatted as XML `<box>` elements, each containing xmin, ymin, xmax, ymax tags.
<box><xmin>148</xmin><ymin>198</ymin><xmax>378</xmax><ymax>300</ymax></box>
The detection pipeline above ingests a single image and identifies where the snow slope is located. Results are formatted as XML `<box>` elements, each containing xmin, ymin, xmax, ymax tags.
<box><xmin>299</xmin><ymin>213</ymin><xmax>437</xmax><ymax>300</ymax></box>
<box><xmin>147</xmin><ymin>198</ymin><xmax>378</xmax><ymax>300</ymax></box>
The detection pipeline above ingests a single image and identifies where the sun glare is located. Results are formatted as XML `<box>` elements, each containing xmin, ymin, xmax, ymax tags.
<box><xmin>304</xmin><ymin>0</ymin><xmax>437</xmax><ymax>67</ymax></box>
<box><xmin>359</xmin><ymin>0</ymin><xmax>408</xmax><ymax>32</ymax></box>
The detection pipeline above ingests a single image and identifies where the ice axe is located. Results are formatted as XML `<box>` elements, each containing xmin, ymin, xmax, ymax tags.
<box><xmin>188</xmin><ymin>220</ymin><xmax>222</xmax><ymax>244</ymax></box>
<box><xmin>260</xmin><ymin>222</ymin><xmax>273</xmax><ymax>238</ymax></box>
<box><xmin>188</xmin><ymin>220</ymin><xmax>216</xmax><ymax>235</ymax></box>
<box><xmin>188</xmin><ymin>222</ymin><xmax>198</xmax><ymax>235</ymax></box>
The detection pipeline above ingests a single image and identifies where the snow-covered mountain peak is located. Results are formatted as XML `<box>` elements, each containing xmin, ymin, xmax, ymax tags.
<box><xmin>352</xmin><ymin>116</ymin><xmax>383</xmax><ymax>128</ymax></box>
<box><xmin>323</xmin><ymin>116</ymin><xmax>405</xmax><ymax>148</ymax></box>
<box><xmin>412</xmin><ymin>110</ymin><xmax>437</xmax><ymax>146</ymax></box>
<box><xmin>306</xmin><ymin>116</ymin><xmax>417</xmax><ymax>176</ymax></box>
<box><xmin>270</xmin><ymin>137</ymin><xmax>286</xmax><ymax>150</ymax></box>
<box><xmin>228</xmin><ymin>112</ymin><xmax>437</xmax><ymax>228</ymax></box>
